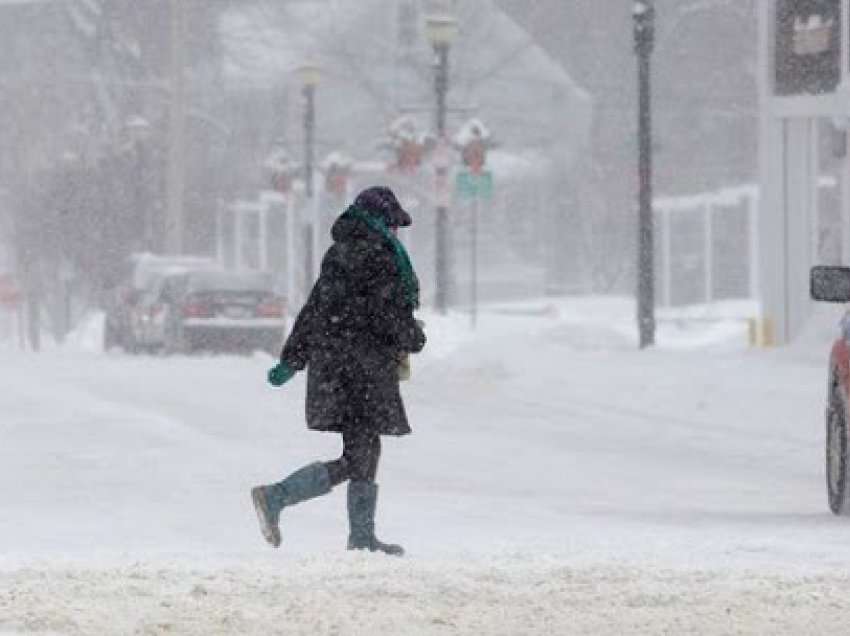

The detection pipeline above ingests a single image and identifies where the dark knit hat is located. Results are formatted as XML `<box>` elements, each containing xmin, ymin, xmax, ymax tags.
<box><xmin>353</xmin><ymin>186</ymin><xmax>412</xmax><ymax>227</ymax></box>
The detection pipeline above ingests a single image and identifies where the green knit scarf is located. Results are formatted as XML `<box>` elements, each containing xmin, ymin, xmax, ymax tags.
<box><xmin>348</xmin><ymin>206</ymin><xmax>420</xmax><ymax>309</ymax></box>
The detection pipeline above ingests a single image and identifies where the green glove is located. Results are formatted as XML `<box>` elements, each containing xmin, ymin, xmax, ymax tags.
<box><xmin>268</xmin><ymin>362</ymin><xmax>295</xmax><ymax>387</ymax></box>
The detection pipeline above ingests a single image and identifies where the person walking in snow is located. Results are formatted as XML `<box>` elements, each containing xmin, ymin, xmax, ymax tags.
<box><xmin>251</xmin><ymin>186</ymin><xmax>426</xmax><ymax>556</ymax></box>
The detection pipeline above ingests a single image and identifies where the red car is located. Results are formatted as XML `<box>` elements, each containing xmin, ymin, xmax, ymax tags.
<box><xmin>811</xmin><ymin>266</ymin><xmax>850</xmax><ymax>515</ymax></box>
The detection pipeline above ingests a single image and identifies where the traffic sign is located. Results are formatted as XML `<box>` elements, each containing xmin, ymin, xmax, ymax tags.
<box><xmin>456</xmin><ymin>170</ymin><xmax>493</xmax><ymax>199</ymax></box>
<box><xmin>775</xmin><ymin>0</ymin><xmax>840</xmax><ymax>96</ymax></box>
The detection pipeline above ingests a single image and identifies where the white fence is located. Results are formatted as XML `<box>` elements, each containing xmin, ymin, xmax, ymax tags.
<box><xmin>221</xmin><ymin>181</ymin><xmax>769</xmax><ymax>311</ymax></box>
<box><xmin>218</xmin><ymin>186</ymin><xmax>353</xmax><ymax>309</ymax></box>
<box><xmin>654</xmin><ymin>185</ymin><xmax>759</xmax><ymax>308</ymax></box>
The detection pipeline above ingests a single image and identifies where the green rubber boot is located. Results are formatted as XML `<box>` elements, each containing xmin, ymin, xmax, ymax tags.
<box><xmin>347</xmin><ymin>481</ymin><xmax>404</xmax><ymax>556</ymax></box>
<box><xmin>251</xmin><ymin>462</ymin><xmax>332</xmax><ymax>548</ymax></box>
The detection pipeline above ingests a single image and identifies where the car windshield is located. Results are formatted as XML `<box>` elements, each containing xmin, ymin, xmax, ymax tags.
<box><xmin>187</xmin><ymin>271</ymin><xmax>274</xmax><ymax>293</ymax></box>
<box><xmin>132</xmin><ymin>255</ymin><xmax>216</xmax><ymax>290</ymax></box>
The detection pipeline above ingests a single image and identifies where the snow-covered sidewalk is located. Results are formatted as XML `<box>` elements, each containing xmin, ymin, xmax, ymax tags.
<box><xmin>3</xmin><ymin>297</ymin><xmax>850</xmax><ymax>633</ymax></box>
<box><xmin>5</xmin><ymin>558</ymin><xmax>850</xmax><ymax>635</ymax></box>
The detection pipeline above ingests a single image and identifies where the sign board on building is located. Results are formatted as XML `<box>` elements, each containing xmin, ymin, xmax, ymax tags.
<box><xmin>775</xmin><ymin>0</ymin><xmax>841</xmax><ymax>96</ymax></box>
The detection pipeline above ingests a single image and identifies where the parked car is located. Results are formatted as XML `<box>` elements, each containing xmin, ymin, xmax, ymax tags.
<box><xmin>160</xmin><ymin>269</ymin><xmax>286</xmax><ymax>355</ymax></box>
<box><xmin>103</xmin><ymin>253</ymin><xmax>215</xmax><ymax>353</ymax></box>
<box><xmin>811</xmin><ymin>265</ymin><xmax>850</xmax><ymax>515</ymax></box>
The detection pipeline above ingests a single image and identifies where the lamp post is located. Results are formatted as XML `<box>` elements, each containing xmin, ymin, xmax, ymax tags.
<box><xmin>634</xmin><ymin>0</ymin><xmax>656</xmax><ymax>349</ymax></box>
<box><xmin>426</xmin><ymin>13</ymin><xmax>458</xmax><ymax>314</ymax></box>
<box><xmin>298</xmin><ymin>63</ymin><xmax>320</xmax><ymax>291</ymax></box>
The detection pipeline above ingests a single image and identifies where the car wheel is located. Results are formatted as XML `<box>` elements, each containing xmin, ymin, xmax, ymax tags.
<box><xmin>105</xmin><ymin>320</ymin><xmax>134</xmax><ymax>353</ymax></box>
<box><xmin>827</xmin><ymin>375</ymin><xmax>850</xmax><ymax>515</ymax></box>
<box><xmin>174</xmin><ymin>327</ymin><xmax>191</xmax><ymax>355</ymax></box>
<box><xmin>163</xmin><ymin>313</ymin><xmax>186</xmax><ymax>356</ymax></box>
<box><xmin>167</xmin><ymin>332</ymin><xmax>187</xmax><ymax>356</ymax></box>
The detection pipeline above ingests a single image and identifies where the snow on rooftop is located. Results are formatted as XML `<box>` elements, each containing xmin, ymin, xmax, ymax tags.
<box><xmin>453</xmin><ymin>117</ymin><xmax>492</xmax><ymax>146</ymax></box>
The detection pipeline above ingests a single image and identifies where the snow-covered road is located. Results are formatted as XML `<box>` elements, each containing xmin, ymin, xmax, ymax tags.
<box><xmin>3</xmin><ymin>298</ymin><xmax>850</xmax><ymax>634</ymax></box>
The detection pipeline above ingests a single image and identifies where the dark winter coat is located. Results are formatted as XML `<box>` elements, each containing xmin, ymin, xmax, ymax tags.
<box><xmin>280</xmin><ymin>210</ymin><xmax>426</xmax><ymax>436</ymax></box>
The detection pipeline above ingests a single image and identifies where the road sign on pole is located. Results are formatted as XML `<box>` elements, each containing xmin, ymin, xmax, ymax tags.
<box><xmin>453</xmin><ymin>170</ymin><xmax>493</xmax><ymax>330</ymax></box>
<box><xmin>455</xmin><ymin>169</ymin><xmax>493</xmax><ymax>199</ymax></box>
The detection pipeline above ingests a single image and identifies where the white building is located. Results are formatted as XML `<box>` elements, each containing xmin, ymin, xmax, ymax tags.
<box><xmin>758</xmin><ymin>0</ymin><xmax>850</xmax><ymax>344</ymax></box>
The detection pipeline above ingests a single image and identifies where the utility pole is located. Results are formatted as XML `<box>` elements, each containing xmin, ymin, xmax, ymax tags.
<box><xmin>634</xmin><ymin>0</ymin><xmax>656</xmax><ymax>349</ymax></box>
<box><xmin>471</xmin><ymin>192</ymin><xmax>479</xmax><ymax>328</ymax></box>
<box><xmin>126</xmin><ymin>116</ymin><xmax>153</xmax><ymax>251</ymax></box>
<box><xmin>166</xmin><ymin>0</ymin><xmax>186</xmax><ymax>255</ymax></box>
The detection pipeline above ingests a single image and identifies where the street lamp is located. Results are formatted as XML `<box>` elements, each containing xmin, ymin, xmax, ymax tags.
<box><xmin>633</xmin><ymin>0</ymin><xmax>656</xmax><ymax>349</ymax></box>
<box><xmin>298</xmin><ymin>62</ymin><xmax>320</xmax><ymax>290</ymax></box>
<box><xmin>426</xmin><ymin>13</ymin><xmax>458</xmax><ymax>314</ymax></box>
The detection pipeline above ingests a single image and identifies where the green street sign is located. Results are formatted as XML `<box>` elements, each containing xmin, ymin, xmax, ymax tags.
<box><xmin>456</xmin><ymin>170</ymin><xmax>493</xmax><ymax>199</ymax></box>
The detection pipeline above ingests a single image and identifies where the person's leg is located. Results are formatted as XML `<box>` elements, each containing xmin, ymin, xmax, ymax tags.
<box><xmin>325</xmin><ymin>429</ymin><xmax>381</xmax><ymax>486</ymax></box>
<box><xmin>344</xmin><ymin>432</ymin><xmax>403</xmax><ymax>556</ymax></box>
<box><xmin>253</xmin><ymin>426</ymin><xmax>378</xmax><ymax>548</ymax></box>
<box><xmin>345</xmin><ymin>430</ymin><xmax>381</xmax><ymax>483</ymax></box>
<box><xmin>251</xmin><ymin>461</ymin><xmax>333</xmax><ymax>548</ymax></box>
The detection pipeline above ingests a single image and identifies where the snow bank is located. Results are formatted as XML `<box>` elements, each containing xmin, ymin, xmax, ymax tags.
<box><xmin>4</xmin><ymin>559</ymin><xmax>850</xmax><ymax>635</ymax></box>
<box><xmin>61</xmin><ymin>311</ymin><xmax>105</xmax><ymax>354</ymax></box>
